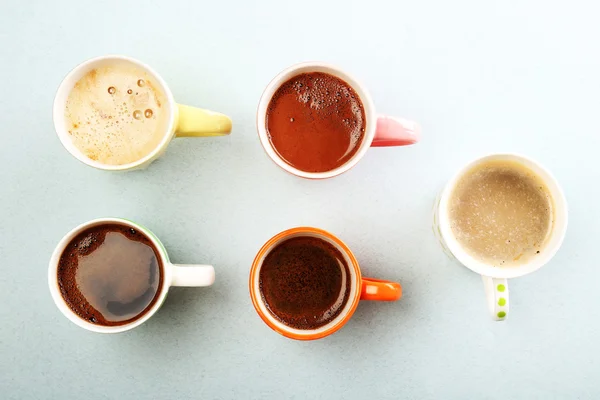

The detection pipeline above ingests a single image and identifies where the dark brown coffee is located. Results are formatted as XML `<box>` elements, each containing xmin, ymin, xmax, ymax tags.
<box><xmin>259</xmin><ymin>236</ymin><xmax>351</xmax><ymax>330</ymax></box>
<box><xmin>266</xmin><ymin>72</ymin><xmax>366</xmax><ymax>173</ymax></box>
<box><xmin>57</xmin><ymin>224</ymin><xmax>163</xmax><ymax>326</ymax></box>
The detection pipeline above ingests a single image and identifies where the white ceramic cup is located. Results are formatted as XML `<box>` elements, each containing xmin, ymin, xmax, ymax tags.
<box><xmin>53</xmin><ymin>55</ymin><xmax>232</xmax><ymax>171</ymax></box>
<box><xmin>48</xmin><ymin>218</ymin><xmax>215</xmax><ymax>333</ymax></box>
<box><xmin>257</xmin><ymin>62</ymin><xmax>421</xmax><ymax>179</ymax></box>
<box><xmin>433</xmin><ymin>154</ymin><xmax>568</xmax><ymax>320</ymax></box>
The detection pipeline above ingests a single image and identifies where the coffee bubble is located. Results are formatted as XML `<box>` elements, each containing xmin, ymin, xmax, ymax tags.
<box><xmin>144</xmin><ymin>109</ymin><xmax>153</xmax><ymax>118</ymax></box>
<box><xmin>137</xmin><ymin>79</ymin><xmax>145</xmax><ymax>87</ymax></box>
<box><xmin>133</xmin><ymin>110</ymin><xmax>142</xmax><ymax>120</ymax></box>
<box><xmin>108</xmin><ymin>87</ymin><xmax>116</xmax><ymax>94</ymax></box>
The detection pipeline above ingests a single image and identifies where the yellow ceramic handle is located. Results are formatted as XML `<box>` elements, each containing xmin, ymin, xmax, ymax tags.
<box><xmin>175</xmin><ymin>104</ymin><xmax>232</xmax><ymax>137</ymax></box>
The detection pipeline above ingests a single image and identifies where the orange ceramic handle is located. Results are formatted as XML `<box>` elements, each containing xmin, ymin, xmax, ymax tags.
<box><xmin>360</xmin><ymin>278</ymin><xmax>402</xmax><ymax>301</ymax></box>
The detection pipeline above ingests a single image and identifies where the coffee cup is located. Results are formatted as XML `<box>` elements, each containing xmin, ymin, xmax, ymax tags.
<box><xmin>433</xmin><ymin>154</ymin><xmax>568</xmax><ymax>320</ymax></box>
<box><xmin>250</xmin><ymin>227</ymin><xmax>402</xmax><ymax>340</ymax></box>
<box><xmin>53</xmin><ymin>55</ymin><xmax>232</xmax><ymax>171</ymax></box>
<box><xmin>48</xmin><ymin>217</ymin><xmax>215</xmax><ymax>333</ymax></box>
<box><xmin>257</xmin><ymin>62</ymin><xmax>421</xmax><ymax>179</ymax></box>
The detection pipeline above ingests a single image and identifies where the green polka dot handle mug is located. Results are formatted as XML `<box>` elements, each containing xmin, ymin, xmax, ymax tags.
<box><xmin>433</xmin><ymin>154</ymin><xmax>568</xmax><ymax>320</ymax></box>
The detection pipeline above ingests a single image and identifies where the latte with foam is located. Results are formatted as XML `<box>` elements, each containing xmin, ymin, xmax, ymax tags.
<box><xmin>64</xmin><ymin>61</ymin><xmax>170</xmax><ymax>165</ymax></box>
<box><xmin>448</xmin><ymin>160</ymin><xmax>554</xmax><ymax>267</ymax></box>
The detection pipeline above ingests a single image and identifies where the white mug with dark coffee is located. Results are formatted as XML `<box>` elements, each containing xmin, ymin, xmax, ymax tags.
<box><xmin>48</xmin><ymin>218</ymin><xmax>215</xmax><ymax>333</ymax></box>
<box><xmin>433</xmin><ymin>154</ymin><xmax>568</xmax><ymax>320</ymax></box>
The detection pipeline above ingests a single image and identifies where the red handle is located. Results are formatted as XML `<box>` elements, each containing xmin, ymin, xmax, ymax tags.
<box><xmin>371</xmin><ymin>116</ymin><xmax>421</xmax><ymax>147</ymax></box>
<box><xmin>361</xmin><ymin>277</ymin><xmax>402</xmax><ymax>301</ymax></box>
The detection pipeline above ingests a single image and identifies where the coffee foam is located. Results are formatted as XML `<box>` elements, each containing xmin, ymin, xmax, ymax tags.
<box><xmin>448</xmin><ymin>160</ymin><xmax>554</xmax><ymax>267</ymax></box>
<box><xmin>64</xmin><ymin>61</ymin><xmax>169</xmax><ymax>165</ymax></box>
<box><xmin>266</xmin><ymin>72</ymin><xmax>366</xmax><ymax>173</ymax></box>
<box><xmin>271</xmin><ymin>73</ymin><xmax>365</xmax><ymax>144</ymax></box>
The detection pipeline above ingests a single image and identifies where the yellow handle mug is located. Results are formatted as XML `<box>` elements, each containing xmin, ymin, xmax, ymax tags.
<box><xmin>53</xmin><ymin>55</ymin><xmax>232</xmax><ymax>171</ymax></box>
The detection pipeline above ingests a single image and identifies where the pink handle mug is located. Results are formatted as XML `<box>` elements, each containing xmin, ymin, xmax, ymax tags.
<box><xmin>256</xmin><ymin>62</ymin><xmax>421</xmax><ymax>179</ymax></box>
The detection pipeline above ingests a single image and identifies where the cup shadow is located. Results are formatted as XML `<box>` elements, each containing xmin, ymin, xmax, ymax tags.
<box><xmin>151</xmin><ymin>286</ymin><xmax>217</xmax><ymax>328</ymax></box>
<box><xmin>294</xmin><ymin>272</ymin><xmax>415</xmax><ymax>351</ymax></box>
<box><xmin>108</xmin><ymin>285</ymin><xmax>223</xmax><ymax>352</ymax></box>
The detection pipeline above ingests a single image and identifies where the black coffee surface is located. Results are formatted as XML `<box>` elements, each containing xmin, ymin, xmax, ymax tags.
<box><xmin>57</xmin><ymin>224</ymin><xmax>163</xmax><ymax>326</ymax></box>
<box><xmin>259</xmin><ymin>236</ymin><xmax>351</xmax><ymax>330</ymax></box>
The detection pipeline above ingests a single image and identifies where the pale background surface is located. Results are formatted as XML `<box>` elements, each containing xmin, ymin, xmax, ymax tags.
<box><xmin>1</xmin><ymin>1</ymin><xmax>599</xmax><ymax>399</ymax></box>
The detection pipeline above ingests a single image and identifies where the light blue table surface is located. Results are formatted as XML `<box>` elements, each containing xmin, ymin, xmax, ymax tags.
<box><xmin>1</xmin><ymin>0</ymin><xmax>599</xmax><ymax>398</ymax></box>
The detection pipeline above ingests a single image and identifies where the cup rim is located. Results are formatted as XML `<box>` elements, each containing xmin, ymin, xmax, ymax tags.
<box><xmin>52</xmin><ymin>55</ymin><xmax>177</xmax><ymax>171</ymax></box>
<box><xmin>249</xmin><ymin>227</ymin><xmax>362</xmax><ymax>340</ymax></box>
<box><xmin>438</xmin><ymin>153</ymin><xmax>568</xmax><ymax>279</ymax></box>
<box><xmin>48</xmin><ymin>217</ymin><xmax>172</xmax><ymax>333</ymax></box>
<box><xmin>256</xmin><ymin>61</ymin><xmax>377</xmax><ymax>179</ymax></box>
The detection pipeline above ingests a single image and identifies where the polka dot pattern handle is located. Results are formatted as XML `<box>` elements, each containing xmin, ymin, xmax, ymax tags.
<box><xmin>482</xmin><ymin>276</ymin><xmax>509</xmax><ymax>321</ymax></box>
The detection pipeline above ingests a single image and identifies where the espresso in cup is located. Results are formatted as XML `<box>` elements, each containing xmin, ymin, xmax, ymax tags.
<box><xmin>259</xmin><ymin>236</ymin><xmax>351</xmax><ymax>329</ymax></box>
<box><xmin>57</xmin><ymin>223</ymin><xmax>163</xmax><ymax>326</ymax></box>
<box><xmin>50</xmin><ymin>218</ymin><xmax>216</xmax><ymax>332</ymax></box>
<box><xmin>448</xmin><ymin>159</ymin><xmax>554</xmax><ymax>267</ymax></box>
<box><xmin>257</xmin><ymin>63</ymin><xmax>420</xmax><ymax>179</ymax></box>
<box><xmin>250</xmin><ymin>227</ymin><xmax>402</xmax><ymax>340</ymax></box>
<box><xmin>266</xmin><ymin>72</ymin><xmax>366</xmax><ymax>173</ymax></box>
<box><xmin>64</xmin><ymin>60</ymin><xmax>170</xmax><ymax>165</ymax></box>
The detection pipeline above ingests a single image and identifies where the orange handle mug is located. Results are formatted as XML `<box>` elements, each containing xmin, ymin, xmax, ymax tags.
<box><xmin>249</xmin><ymin>227</ymin><xmax>401</xmax><ymax>340</ymax></box>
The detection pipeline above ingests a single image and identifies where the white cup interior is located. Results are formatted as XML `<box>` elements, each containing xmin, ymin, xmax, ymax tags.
<box><xmin>251</xmin><ymin>230</ymin><xmax>359</xmax><ymax>338</ymax></box>
<box><xmin>256</xmin><ymin>62</ymin><xmax>377</xmax><ymax>179</ymax></box>
<box><xmin>48</xmin><ymin>218</ymin><xmax>172</xmax><ymax>333</ymax></box>
<box><xmin>438</xmin><ymin>153</ymin><xmax>568</xmax><ymax>279</ymax></box>
<box><xmin>52</xmin><ymin>55</ymin><xmax>177</xmax><ymax>171</ymax></box>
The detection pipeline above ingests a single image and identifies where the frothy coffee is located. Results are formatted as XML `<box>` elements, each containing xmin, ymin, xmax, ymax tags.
<box><xmin>64</xmin><ymin>61</ymin><xmax>169</xmax><ymax>165</ymax></box>
<box><xmin>266</xmin><ymin>72</ymin><xmax>366</xmax><ymax>173</ymax></box>
<box><xmin>448</xmin><ymin>160</ymin><xmax>554</xmax><ymax>267</ymax></box>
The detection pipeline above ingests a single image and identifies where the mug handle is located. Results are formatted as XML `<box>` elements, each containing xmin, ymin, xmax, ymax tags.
<box><xmin>371</xmin><ymin>116</ymin><xmax>420</xmax><ymax>147</ymax></box>
<box><xmin>361</xmin><ymin>277</ymin><xmax>402</xmax><ymax>301</ymax></box>
<box><xmin>170</xmin><ymin>263</ymin><xmax>215</xmax><ymax>287</ymax></box>
<box><xmin>176</xmin><ymin>104</ymin><xmax>232</xmax><ymax>137</ymax></box>
<box><xmin>482</xmin><ymin>276</ymin><xmax>509</xmax><ymax>320</ymax></box>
